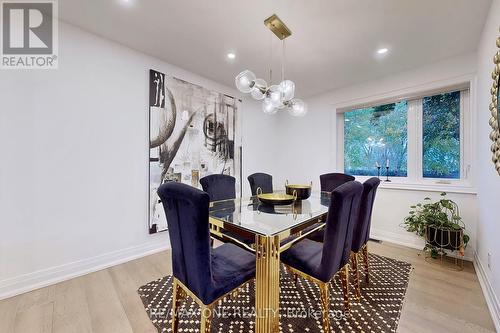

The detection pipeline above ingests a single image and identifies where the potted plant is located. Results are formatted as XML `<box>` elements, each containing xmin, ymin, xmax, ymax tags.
<box><xmin>402</xmin><ymin>192</ymin><xmax>470</xmax><ymax>259</ymax></box>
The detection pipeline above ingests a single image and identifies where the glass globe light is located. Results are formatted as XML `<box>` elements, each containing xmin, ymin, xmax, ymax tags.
<box><xmin>268</xmin><ymin>85</ymin><xmax>283</xmax><ymax>107</ymax></box>
<box><xmin>235</xmin><ymin>70</ymin><xmax>256</xmax><ymax>93</ymax></box>
<box><xmin>279</xmin><ymin>80</ymin><xmax>295</xmax><ymax>101</ymax></box>
<box><xmin>262</xmin><ymin>97</ymin><xmax>278</xmax><ymax>115</ymax></box>
<box><xmin>288</xmin><ymin>98</ymin><xmax>308</xmax><ymax>117</ymax></box>
<box><xmin>250</xmin><ymin>79</ymin><xmax>268</xmax><ymax>100</ymax></box>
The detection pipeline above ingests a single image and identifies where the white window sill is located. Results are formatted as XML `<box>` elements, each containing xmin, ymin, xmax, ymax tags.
<box><xmin>352</xmin><ymin>176</ymin><xmax>477</xmax><ymax>194</ymax></box>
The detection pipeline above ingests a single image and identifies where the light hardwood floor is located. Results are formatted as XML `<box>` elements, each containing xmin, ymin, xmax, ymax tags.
<box><xmin>0</xmin><ymin>241</ymin><xmax>495</xmax><ymax>333</ymax></box>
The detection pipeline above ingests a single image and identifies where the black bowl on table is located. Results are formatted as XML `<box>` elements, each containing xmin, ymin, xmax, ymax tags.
<box><xmin>285</xmin><ymin>180</ymin><xmax>312</xmax><ymax>201</ymax></box>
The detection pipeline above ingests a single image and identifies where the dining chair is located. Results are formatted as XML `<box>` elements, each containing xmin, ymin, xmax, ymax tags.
<box><xmin>200</xmin><ymin>174</ymin><xmax>255</xmax><ymax>247</ymax></box>
<box><xmin>200</xmin><ymin>174</ymin><xmax>236</xmax><ymax>202</ymax></box>
<box><xmin>307</xmin><ymin>177</ymin><xmax>381</xmax><ymax>300</ymax></box>
<box><xmin>157</xmin><ymin>182</ymin><xmax>256</xmax><ymax>333</ymax></box>
<box><xmin>247</xmin><ymin>172</ymin><xmax>273</xmax><ymax>195</ymax></box>
<box><xmin>280</xmin><ymin>181</ymin><xmax>363</xmax><ymax>332</ymax></box>
<box><xmin>350</xmin><ymin>177</ymin><xmax>380</xmax><ymax>299</ymax></box>
<box><xmin>320</xmin><ymin>172</ymin><xmax>355</xmax><ymax>193</ymax></box>
<box><xmin>307</xmin><ymin>173</ymin><xmax>353</xmax><ymax>243</ymax></box>
<box><xmin>308</xmin><ymin>172</ymin><xmax>355</xmax><ymax>243</ymax></box>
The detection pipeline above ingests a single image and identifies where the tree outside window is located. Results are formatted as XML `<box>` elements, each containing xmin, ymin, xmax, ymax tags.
<box><xmin>344</xmin><ymin>101</ymin><xmax>408</xmax><ymax>177</ymax></box>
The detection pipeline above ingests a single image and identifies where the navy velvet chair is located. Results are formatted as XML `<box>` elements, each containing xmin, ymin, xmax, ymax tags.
<box><xmin>200</xmin><ymin>174</ymin><xmax>236</xmax><ymax>202</ymax></box>
<box><xmin>308</xmin><ymin>172</ymin><xmax>355</xmax><ymax>243</ymax></box>
<box><xmin>350</xmin><ymin>177</ymin><xmax>380</xmax><ymax>298</ymax></box>
<box><xmin>306</xmin><ymin>177</ymin><xmax>381</xmax><ymax>301</ymax></box>
<box><xmin>157</xmin><ymin>182</ymin><xmax>255</xmax><ymax>332</ymax></box>
<box><xmin>320</xmin><ymin>172</ymin><xmax>355</xmax><ymax>193</ymax></box>
<box><xmin>200</xmin><ymin>174</ymin><xmax>255</xmax><ymax>247</ymax></box>
<box><xmin>247</xmin><ymin>172</ymin><xmax>273</xmax><ymax>195</ymax></box>
<box><xmin>281</xmin><ymin>181</ymin><xmax>363</xmax><ymax>332</ymax></box>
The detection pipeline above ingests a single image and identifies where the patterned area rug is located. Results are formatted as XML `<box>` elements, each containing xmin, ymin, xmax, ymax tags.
<box><xmin>138</xmin><ymin>253</ymin><xmax>411</xmax><ymax>333</ymax></box>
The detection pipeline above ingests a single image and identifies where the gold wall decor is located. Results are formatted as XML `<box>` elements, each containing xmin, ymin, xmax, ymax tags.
<box><xmin>490</xmin><ymin>28</ymin><xmax>500</xmax><ymax>175</ymax></box>
<box><xmin>191</xmin><ymin>169</ymin><xmax>200</xmax><ymax>187</ymax></box>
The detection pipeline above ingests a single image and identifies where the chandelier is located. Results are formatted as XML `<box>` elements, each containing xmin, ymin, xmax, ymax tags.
<box><xmin>235</xmin><ymin>14</ymin><xmax>307</xmax><ymax>117</ymax></box>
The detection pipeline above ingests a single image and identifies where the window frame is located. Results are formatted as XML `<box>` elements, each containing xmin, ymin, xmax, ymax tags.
<box><xmin>337</xmin><ymin>88</ymin><xmax>473</xmax><ymax>190</ymax></box>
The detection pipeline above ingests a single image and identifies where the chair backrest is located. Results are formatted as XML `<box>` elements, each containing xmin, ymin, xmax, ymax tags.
<box><xmin>247</xmin><ymin>172</ymin><xmax>273</xmax><ymax>195</ymax></box>
<box><xmin>157</xmin><ymin>182</ymin><xmax>213</xmax><ymax>301</ymax></box>
<box><xmin>320</xmin><ymin>173</ymin><xmax>355</xmax><ymax>192</ymax></box>
<box><xmin>351</xmin><ymin>177</ymin><xmax>381</xmax><ymax>252</ymax></box>
<box><xmin>200</xmin><ymin>174</ymin><xmax>236</xmax><ymax>201</ymax></box>
<box><xmin>318</xmin><ymin>181</ymin><xmax>362</xmax><ymax>282</ymax></box>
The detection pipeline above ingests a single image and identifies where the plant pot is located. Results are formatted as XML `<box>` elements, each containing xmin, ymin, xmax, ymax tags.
<box><xmin>425</xmin><ymin>225</ymin><xmax>463</xmax><ymax>251</ymax></box>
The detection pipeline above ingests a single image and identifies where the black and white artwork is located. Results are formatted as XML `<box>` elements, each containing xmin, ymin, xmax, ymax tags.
<box><xmin>148</xmin><ymin>69</ymin><xmax>241</xmax><ymax>233</ymax></box>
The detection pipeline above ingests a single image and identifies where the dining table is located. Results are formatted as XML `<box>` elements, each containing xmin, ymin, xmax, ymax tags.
<box><xmin>208</xmin><ymin>192</ymin><xmax>331</xmax><ymax>333</ymax></box>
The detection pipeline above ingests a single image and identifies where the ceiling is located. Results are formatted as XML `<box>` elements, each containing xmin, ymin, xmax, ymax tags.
<box><xmin>59</xmin><ymin>0</ymin><xmax>491</xmax><ymax>97</ymax></box>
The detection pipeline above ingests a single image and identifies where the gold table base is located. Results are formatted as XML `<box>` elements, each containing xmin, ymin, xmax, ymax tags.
<box><xmin>255</xmin><ymin>235</ymin><xmax>281</xmax><ymax>332</ymax></box>
<box><xmin>209</xmin><ymin>215</ymin><xmax>326</xmax><ymax>333</ymax></box>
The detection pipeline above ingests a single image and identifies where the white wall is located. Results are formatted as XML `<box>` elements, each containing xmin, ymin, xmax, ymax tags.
<box><xmin>0</xmin><ymin>23</ymin><xmax>273</xmax><ymax>299</ymax></box>
<box><xmin>271</xmin><ymin>53</ymin><xmax>479</xmax><ymax>258</ymax></box>
<box><xmin>475</xmin><ymin>0</ymin><xmax>500</xmax><ymax>329</ymax></box>
<box><xmin>240</xmin><ymin>99</ymin><xmax>283</xmax><ymax>197</ymax></box>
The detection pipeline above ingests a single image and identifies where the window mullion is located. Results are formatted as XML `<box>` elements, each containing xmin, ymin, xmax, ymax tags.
<box><xmin>460</xmin><ymin>90</ymin><xmax>470</xmax><ymax>182</ymax></box>
<box><xmin>336</xmin><ymin>112</ymin><xmax>345</xmax><ymax>171</ymax></box>
<box><xmin>407</xmin><ymin>99</ymin><xmax>421</xmax><ymax>182</ymax></box>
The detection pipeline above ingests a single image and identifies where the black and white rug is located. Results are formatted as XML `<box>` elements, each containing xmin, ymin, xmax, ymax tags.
<box><xmin>138</xmin><ymin>253</ymin><xmax>411</xmax><ymax>332</ymax></box>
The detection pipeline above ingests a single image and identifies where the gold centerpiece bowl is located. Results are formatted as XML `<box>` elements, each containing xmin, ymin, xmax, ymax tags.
<box><xmin>256</xmin><ymin>188</ymin><xmax>297</xmax><ymax>206</ymax></box>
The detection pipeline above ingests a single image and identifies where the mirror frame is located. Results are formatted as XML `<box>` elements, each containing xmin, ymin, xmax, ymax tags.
<box><xmin>489</xmin><ymin>33</ymin><xmax>500</xmax><ymax>175</ymax></box>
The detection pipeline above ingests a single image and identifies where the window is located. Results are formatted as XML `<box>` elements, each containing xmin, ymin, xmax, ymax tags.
<box><xmin>339</xmin><ymin>88</ymin><xmax>470</xmax><ymax>186</ymax></box>
<box><xmin>422</xmin><ymin>91</ymin><xmax>461</xmax><ymax>179</ymax></box>
<box><xmin>344</xmin><ymin>101</ymin><xmax>408</xmax><ymax>177</ymax></box>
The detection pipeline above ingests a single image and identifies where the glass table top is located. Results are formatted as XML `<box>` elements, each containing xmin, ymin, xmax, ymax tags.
<box><xmin>209</xmin><ymin>192</ymin><xmax>331</xmax><ymax>236</ymax></box>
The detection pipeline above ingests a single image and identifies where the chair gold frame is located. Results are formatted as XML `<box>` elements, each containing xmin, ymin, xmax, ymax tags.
<box><xmin>284</xmin><ymin>263</ymin><xmax>350</xmax><ymax>333</ymax></box>
<box><xmin>171</xmin><ymin>277</ymin><xmax>253</xmax><ymax>333</ymax></box>
<box><xmin>349</xmin><ymin>243</ymin><xmax>370</xmax><ymax>300</ymax></box>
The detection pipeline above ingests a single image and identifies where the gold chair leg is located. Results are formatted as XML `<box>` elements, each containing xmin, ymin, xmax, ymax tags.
<box><xmin>340</xmin><ymin>265</ymin><xmax>350</xmax><ymax>314</ymax></box>
<box><xmin>318</xmin><ymin>282</ymin><xmax>331</xmax><ymax>333</ymax></box>
<box><xmin>351</xmin><ymin>253</ymin><xmax>361</xmax><ymax>300</ymax></box>
<box><xmin>363</xmin><ymin>244</ymin><xmax>370</xmax><ymax>284</ymax></box>
<box><xmin>200</xmin><ymin>305</ymin><xmax>213</xmax><ymax>333</ymax></box>
<box><xmin>171</xmin><ymin>279</ymin><xmax>184</xmax><ymax>333</ymax></box>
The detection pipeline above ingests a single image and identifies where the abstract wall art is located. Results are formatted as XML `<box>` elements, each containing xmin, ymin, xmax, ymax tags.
<box><xmin>148</xmin><ymin>69</ymin><xmax>241</xmax><ymax>233</ymax></box>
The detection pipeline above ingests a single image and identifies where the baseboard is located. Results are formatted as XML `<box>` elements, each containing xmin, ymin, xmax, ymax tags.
<box><xmin>370</xmin><ymin>227</ymin><xmax>474</xmax><ymax>261</ymax></box>
<box><xmin>0</xmin><ymin>240</ymin><xmax>171</xmax><ymax>301</ymax></box>
<box><xmin>474</xmin><ymin>253</ymin><xmax>500</xmax><ymax>332</ymax></box>
<box><xmin>370</xmin><ymin>227</ymin><xmax>424</xmax><ymax>251</ymax></box>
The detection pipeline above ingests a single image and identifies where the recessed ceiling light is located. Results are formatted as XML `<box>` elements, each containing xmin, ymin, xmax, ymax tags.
<box><xmin>377</xmin><ymin>48</ymin><xmax>389</xmax><ymax>54</ymax></box>
<box><xmin>227</xmin><ymin>52</ymin><xmax>236</xmax><ymax>60</ymax></box>
<box><xmin>118</xmin><ymin>0</ymin><xmax>134</xmax><ymax>6</ymax></box>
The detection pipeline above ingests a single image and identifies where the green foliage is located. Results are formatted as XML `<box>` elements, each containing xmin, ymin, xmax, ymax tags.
<box><xmin>344</xmin><ymin>91</ymin><xmax>462</xmax><ymax>179</ymax></box>
<box><xmin>402</xmin><ymin>192</ymin><xmax>469</xmax><ymax>257</ymax></box>
<box><xmin>344</xmin><ymin>101</ymin><xmax>408</xmax><ymax>176</ymax></box>
<box><xmin>422</xmin><ymin>91</ymin><xmax>460</xmax><ymax>179</ymax></box>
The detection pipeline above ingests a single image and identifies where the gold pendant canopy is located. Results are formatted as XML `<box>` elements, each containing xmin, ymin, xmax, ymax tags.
<box><xmin>264</xmin><ymin>14</ymin><xmax>292</xmax><ymax>40</ymax></box>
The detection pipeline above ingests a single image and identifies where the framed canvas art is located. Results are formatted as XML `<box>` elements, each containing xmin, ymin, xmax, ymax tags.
<box><xmin>148</xmin><ymin>69</ymin><xmax>241</xmax><ymax>233</ymax></box>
